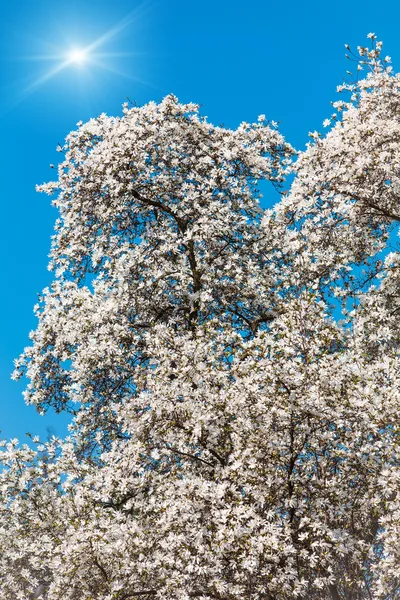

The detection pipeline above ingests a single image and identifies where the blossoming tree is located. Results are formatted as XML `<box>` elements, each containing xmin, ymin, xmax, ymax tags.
<box><xmin>2</xmin><ymin>36</ymin><xmax>400</xmax><ymax>599</ymax></box>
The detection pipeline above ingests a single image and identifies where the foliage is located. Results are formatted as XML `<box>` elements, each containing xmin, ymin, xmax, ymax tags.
<box><xmin>3</xmin><ymin>36</ymin><xmax>400</xmax><ymax>599</ymax></box>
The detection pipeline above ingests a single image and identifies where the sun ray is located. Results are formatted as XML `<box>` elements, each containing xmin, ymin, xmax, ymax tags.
<box><xmin>88</xmin><ymin>57</ymin><xmax>164</xmax><ymax>93</ymax></box>
<box><xmin>23</xmin><ymin>59</ymin><xmax>73</xmax><ymax>94</ymax></box>
<box><xmin>84</xmin><ymin>0</ymin><xmax>153</xmax><ymax>55</ymax></box>
<box><xmin>17</xmin><ymin>0</ymin><xmax>155</xmax><ymax>101</ymax></box>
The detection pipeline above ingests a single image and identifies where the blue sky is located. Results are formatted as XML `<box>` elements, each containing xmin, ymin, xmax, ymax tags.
<box><xmin>0</xmin><ymin>0</ymin><xmax>398</xmax><ymax>442</ymax></box>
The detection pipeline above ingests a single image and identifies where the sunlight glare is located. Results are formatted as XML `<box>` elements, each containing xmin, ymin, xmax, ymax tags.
<box><xmin>68</xmin><ymin>48</ymin><xmax>88</xmax><ymax>65</ymax></box>
<box><xmin>15</xmin><ymin>1</ymin><xmax>154</xmax><ymax>105</ymax></box>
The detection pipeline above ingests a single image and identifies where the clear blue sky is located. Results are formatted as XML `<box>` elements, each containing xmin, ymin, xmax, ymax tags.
<box><xmin>0</xmin><ymin>0</ymin><xmax>398</xmax><ymax>442</ymax></box>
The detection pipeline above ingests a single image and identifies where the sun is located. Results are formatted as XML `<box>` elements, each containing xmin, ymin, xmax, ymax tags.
<box><xmin>67</xmin><ymin>48</ymin><xmax>89</xmax><ymax>65</ymax></box>
<box><xmin>17</xmin><ymin>3</ymin><xmax>154</xmax><ymax>101</ymax></box>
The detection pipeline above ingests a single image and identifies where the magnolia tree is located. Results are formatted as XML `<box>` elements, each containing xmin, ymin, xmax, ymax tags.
<box><xmin>2</xmin><ymin>36</ymin><xmax>400</xmax><ymax>599</ymax></box>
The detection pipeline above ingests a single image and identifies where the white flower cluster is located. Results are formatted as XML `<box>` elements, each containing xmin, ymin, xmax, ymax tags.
<box><xmin>3</xmin><ymin>40</ymin><xmax>400</xmax><ymax>599</ymax></box>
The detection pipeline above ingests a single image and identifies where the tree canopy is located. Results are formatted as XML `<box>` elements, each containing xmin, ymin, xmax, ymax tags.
<box><xmin>2</xmin><ymin>36</ymin><xmax>400</xmax><ymax>599</ymax></box>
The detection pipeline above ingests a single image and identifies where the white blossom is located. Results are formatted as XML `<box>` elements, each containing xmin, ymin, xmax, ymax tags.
<box><xmin>1</xmin><ymin>37</ymin><xmax>400</xmax><ymax>600</ymax></box>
